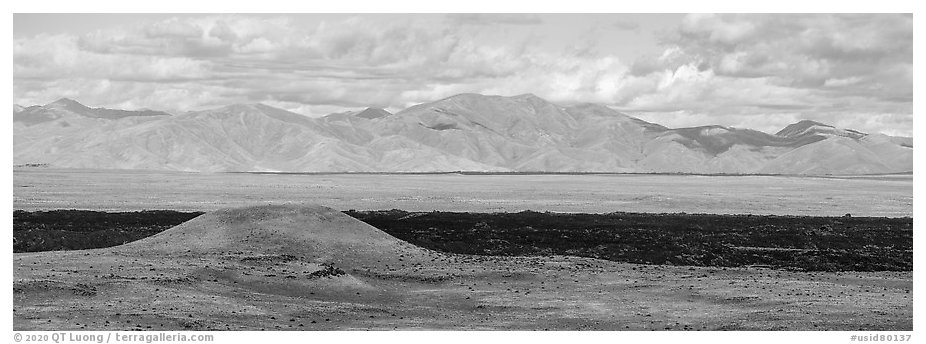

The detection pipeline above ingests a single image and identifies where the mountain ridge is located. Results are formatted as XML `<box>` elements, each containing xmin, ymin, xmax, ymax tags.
<box><xmin>12</xmin><ymin>95</ymin><xmax>912</xmax><ymax>175</ymax></box>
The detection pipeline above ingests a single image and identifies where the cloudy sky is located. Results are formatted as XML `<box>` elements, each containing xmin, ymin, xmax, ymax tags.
<box><xmin>13</xmin><ymin>13</ymin><xmax>913</xmax><ymax>136</ymax></box>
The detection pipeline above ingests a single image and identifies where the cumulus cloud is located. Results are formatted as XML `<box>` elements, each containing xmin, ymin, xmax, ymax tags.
<box><xmin>671</xmin><ymin>14</ymin><xmax>911</xmax><ymax>89</ymax></box>
<box><xmin>446</xmin><ymin>14</ymin><xmax>543</xmax><ymax>26</ymax></box>
<box><xmin>14</xmin><ymin>15</ymin><xmax>620</xmax><ymax>111</ymax></box>
<box><xmin>612</xmin><ymin>20</ymin><xmax>640</xmax><ymax>32</ymax></box>
<box><xmin>620</xmin><ymin>14</ymin><xmax>912</xmax><ymax>136</ymax></box>
<box><xmin>12</xmin><ymin>14</ymin><xmax>912</xmax><ymax>136</ymax></box>
<box><xmin>14</xmin><ymin>34</ymin><xmax>211</xmax><ymax>82</ymax></box>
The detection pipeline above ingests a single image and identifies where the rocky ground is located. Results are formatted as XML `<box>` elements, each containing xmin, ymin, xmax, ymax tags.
<box><xmin>13</xmin><ymin>205</ymin><xmax>912</xmax><ymax>331</ymax></box>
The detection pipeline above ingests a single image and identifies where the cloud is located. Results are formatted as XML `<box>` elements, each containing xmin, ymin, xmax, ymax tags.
<box><xmin>619</xmin><ymin>14</ymin><xmax>912</xmax><ymax>135</ymax></box>
<box><xmin>76</xmin><ymin>15</ymin><xmax>306</xmax><ymax>59</ymax></box>
<box><xmin>446</xmin><ymin>14</ymin><xmax>543</xmax><ymax>26</ymax></box>
<box><xmin>670</xmin><ymin>14</ymin><xmax>911</xmax><ymax>91</ymax></box>
<box><xmin>14</xmin><ymin>15</ymin><xmax>618</xmax><ymax>112</ymax></box>
<box><xmin>14</xmin><ymin>34</ymin><xmax>211</xmax><ymax>82</ymax></box>
<box><xmin>12</xmin><ymin>14</ymin><xmax>912</xmax><ymax>136</ymax></box>
<box><xmin>612</xmin><ymin>20</ymin><xmax>640</xmax><ymax>32</ymax></box>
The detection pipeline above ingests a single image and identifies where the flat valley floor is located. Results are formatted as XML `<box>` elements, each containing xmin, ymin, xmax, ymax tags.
<box><xmin>12</xmin><ymin>169</ymin><xmax>914</xmax><ymax>330</ymax></box>
<box><xmin>13</xmin><ymin>168</ymin><xmax>913</xmax><ymax>216</ymax></box>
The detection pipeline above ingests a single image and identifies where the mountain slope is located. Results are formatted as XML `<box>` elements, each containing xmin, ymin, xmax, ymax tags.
<box><xmin>14</xmin><ymin>101</ymin><xmax>502</xmax><ymax>172</ymax></box>
<box><xmin>371</xmin><ymin>94</ymin><xmax>665</xmax><ymax>171</ymax></box>
<box><xmin>14</xmin><ymin>98</ymin><xmax>170</xmax><ymax>126</ymax></box>
<box><xmin>776</xmin><ymin>120</ymin><xmax>867</xmax><ymax>140</ymax></box>
<box><xmin>12</xmin><ymin>96</ymin><xmax>912</xmax><ymax>175</ymax></box>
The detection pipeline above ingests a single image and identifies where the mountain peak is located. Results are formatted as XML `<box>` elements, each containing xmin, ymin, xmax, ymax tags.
<box><xmin>50</xmin><ymin>97</ymin><xmax>80</xmax><ymax>104</ymax></box>
<box><xmin>220</xmin><ymin>103</ymin><xmax>260</xmax><ymax>111</ymax></box>
<box><xmin>775</xmin><ymin>119</ymin><xmax>868</xmax><ymax>140</ymax></box>
<box><xmin>212</xmin><ymin>103</ymin><xmax>283</xmax><ymax>115</ymax></box>
<box><xmin>440</xmin><ymin>93</ymin><xmax>487</xmax><ymax>102</ymax></box>
<box><xmin>776</xmin><ymin>120</ymin><xmax>834</xmax><ymax>137</ymax></box>
<box><xmin>512</xmin><ymin>93</ymin><xmax>543</xmax><ymax>101</ymax></box>
<box><xmin>47</xmin><ymin>98</ymin><xmax>89</xmax><ymax>111</ymax></box>
<box><xmin>423</xmin><ymin>93</ymin><xmax>557</xmax><ymax>108</ymax></box>
<box><xmin>199</xmin><ymin>102</ymin><xmax>315</xmax><ymax>126</ymax></box>
<box><xmin>354</xmin><ymin>107</ymin><xmax>392</xmax><ymax>120</ymax></box>
<box><xmin>791</xmin><ymin>119</ymin><xmax>831</xmax><ymax>128</ymax></box>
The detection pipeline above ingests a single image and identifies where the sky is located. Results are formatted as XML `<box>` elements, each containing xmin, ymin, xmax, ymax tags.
<box><xmin>12</xmin><ymin>13</ymin><xmax>913</xmax><ymax>136</ymax></box>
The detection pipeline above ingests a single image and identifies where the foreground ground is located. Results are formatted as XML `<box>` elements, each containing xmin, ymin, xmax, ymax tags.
<box><xmin>13</xmin><ymin>205</ymin><xmax>912</xmax><ymax>330</ymax></box>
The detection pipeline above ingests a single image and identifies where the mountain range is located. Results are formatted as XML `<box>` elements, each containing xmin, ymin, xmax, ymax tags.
<box><xmin>12</xmin><ymin>94</ymin><xmax>913</xmax><ymax>175</ymax></box>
